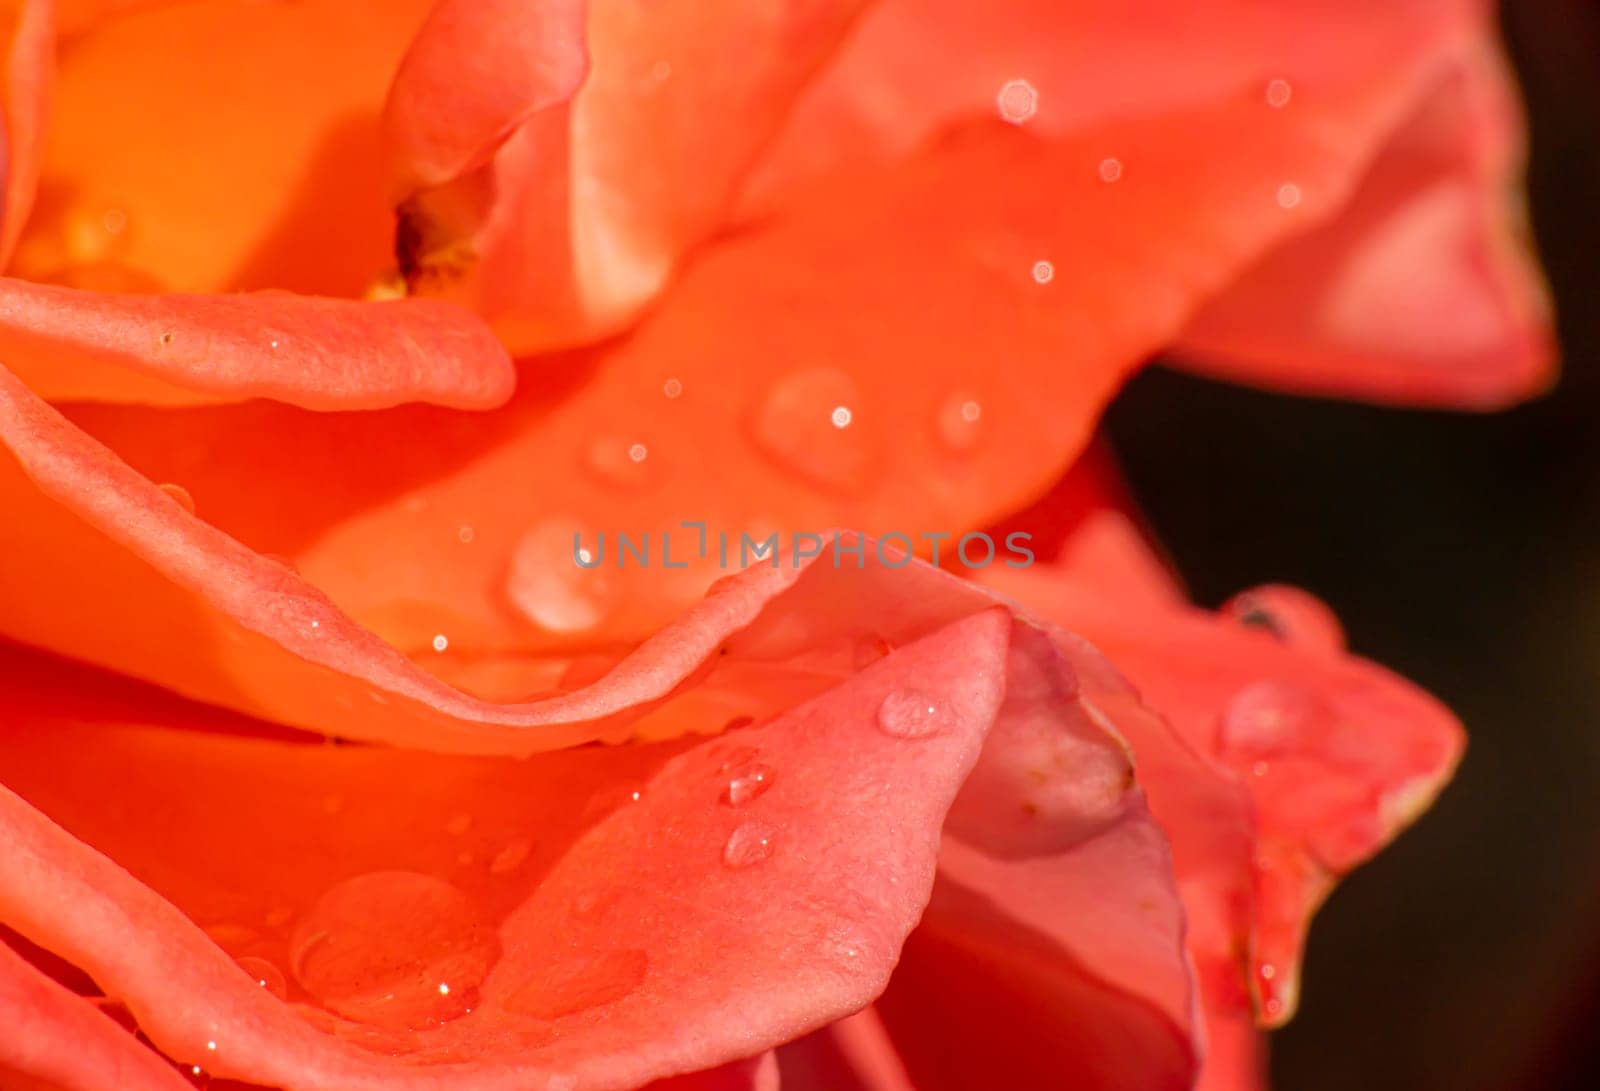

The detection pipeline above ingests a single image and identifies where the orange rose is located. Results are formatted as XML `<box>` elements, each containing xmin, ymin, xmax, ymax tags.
<box><xmin>0</xmin><ymin>1</ymin><xmax>1549</xmax><ymax>1089</ymax></box>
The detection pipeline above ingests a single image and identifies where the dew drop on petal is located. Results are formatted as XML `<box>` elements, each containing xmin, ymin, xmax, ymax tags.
<box><xmin>158</xmin><ymin>482</ymin><xmax>196</xmax><ymax>513</ymax></box>
<box><xmin>1031</xmin><ymin>260</ymin><xmax>1054</xmax><ymax>284</ymax></box>
<box><xmin>750</xmin><ymin>367</ymin><xmax>875</xmax><ymax>493</ymax></box>
<box><xmin>1265</xmin><ymin>78</ymin><xmax>1292</xmax><ymax>108</ymax></box>
<box><xmin>505</xmin><ymin>948</ymin><xmax>649</xmax><ymax>1020</ymax></box>
<box><xmin>662</xmin><ymin>377</ymin><xmax>683</xmax><ymax>399</ymax></box>
<box><xmin>489</xmin><ymin>839</ymin><xmax>532</xmax><ymax>874</ymax></box>
<box><xmin>507</xmin><ymin>520</ymin><xmax>612</xmax><ymax>634</ymax></box>
<box><xmin>722</xmin><ymin>821</ymin><xmax>777</xmax><ymax>868</ymax></box>
<box><xmin>724</xmin><ymin>762</ymin><xmax>775</xmax><ymax>806</ymax></box>
<box><xmin>1098</xmin><ymin>157</ymin><xmax>1123</xmax><ymax>183</ymax></box>
<box><xmin>235</xmin><ymin>956</ymin><xmax>287</xmax><ymax>999</ymax></box>
<box><xmin>1276</xmin><ymin>183</ymin><xmax>1302</xmax><ymax>208</ymax></box>
<box><xmin>288</xmin><ymin>871</ymin><xmax>498</xmax><ymax>1030</ymax></box>
<box><xmin>457</xmin><ymin>525</ymin><xmax>476</xmax><ymax>545</ymax></box>
<box><xmin>431</xmin><ymin>634</ymin><xmax>449</xmax><ymax>653</ymax></box>
<box><xmin>996</xmin><ymin>78</ymin><xmax>1038</xmax><ymax>124</ymax></box>
<box><xmin>934</xmin><ymin>393</ymin><xmax>984</xmax><ymax>453</ymax></box>
<box><xmin>876</xmin><ymin>688</ymin><xmax>944</xmax><ymax>739</ymax></box>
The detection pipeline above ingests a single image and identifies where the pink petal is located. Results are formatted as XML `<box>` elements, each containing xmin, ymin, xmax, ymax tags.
<box><xmin>0</xmin><ymin>280</ymin><xmax>515</xmax><ymax>409</ymax></box>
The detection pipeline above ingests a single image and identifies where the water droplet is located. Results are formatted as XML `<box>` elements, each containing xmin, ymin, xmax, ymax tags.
<box><xmin>506</xmin><ymin>948</ymin><xmax>648</xmax><ymax>1020</ymax></box>
<box><xmin>584</xmin><ymin>435</ymin><xmax>655</xmax><ymax>490</ymax></box>
<box><xmin>159</xmin><ymin>482</ymin><xmax>196</xmax><ymax>513</ymax></box>
<box><xmin>1031</xmin><ymin>260</ymin><xmax>1054</xmax><ymax>284</ymax></box>
<box><xmin>1098</xmin><ymin>157</ymin><xmax>1123</xmax><ymax>183</ymax></box>
<box><xmin>934</xmin><ymin>393</ymin><xmax>984</xmax><ymax>453</ymax></box>
<box><xmin>723</xmin><ymin>822</ymin><xmax>777</xmax><ymax>868</ymax></box>
<box><xmin>288</xmin><ymin>871</ymin><xmax>498</xmax><ymax>1030</ymax></box>
<box><xmin>235</xmin><ymin>956</ymin><xmax>287</xmax><ymax>999</ymax></box>
<box><xmin>444</xmin><ymin>813</ymin><xmax>473</xmax><ymax>836</ymax></box>
<box><xmin>1265</xmin><ymin>78</ymin><xmax>1292</xmax><ymax>108</ymax></box>
<box><xmin>1219</xmin><ymin>680</ymin><xmax>1327</xmax><ymax>756</ymax></box>
<box><xmin>431</xmin><ymin>634</ymin><xmax>449</xmax><ymax>653</ymax></box>
<box><xmin>1259</xmin><ymin>962</ymin><xmax>1277</xmax><ymax>980</ymax></box>
<box><xmin>996</xmin><ymin>78</ymin><xmax>1038</xmax><ymax>124</ymax></box>
<box><xmin>1276</xmin><ymin>183</ymin><xmax>1302</xmax><ymax>209</ymax></box>
<box><xmin>751</xmin><ymin>368</ymin><xmax>875</xmax><ymax>493</ymax></box>
<box><xmin>457</xmin><ymin>525</ymin><xmax>476</xmax><ymax>544</ymax></box>
<box><xmin>1221</xmin><ymin>585</ymin><xmax>1345</xmax><ymax>652</ymax></box>
<box><xmin>724</xmin><ymin>762</ymin><xmax>775</xmax><ymax>806</ymax></box>
<box><xmin>876</xmin><ymin>688</ymin><xmax>944</xmax><ymax>739</ymax></box>
<box><xmin>489</xmin><ymin>839</ymin><xmax>532</xmax><ymax>874</ymax></box>
<box><xmin>507</xmin><ymin>520</ymin><xmax>612</xmax><ymax>634</ymax></box>
<box><xmin>662</xmin><ymin>377</ymin><xmax>683</xmax><ymax>399</ymax></box>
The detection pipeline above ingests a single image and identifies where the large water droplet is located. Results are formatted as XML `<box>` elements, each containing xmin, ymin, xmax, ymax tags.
<box><xmin>723</xmin><ymin>761</ymin><xmax>775</xmax><ymax>806</ymax></box>
<box><xmin>1219</xmin><ymin>681</ymin><xmax>1327</xmax><ymax>756</ymax></box>
<box><xmin>288</xmin><ymin>871</ymin><xmax>498</xmax><ymax>1030</ymax></box>
<box><xmin>934</xmin><ymin>393</ymin><xmax>984</xmax><ymax>453</ymax></box>
<box><xmin>876</xmin><ymin>688</ymin><xmax>944</xmax><ymax>739</ymax></box>
<box><xmin>505</xmin><ymin>948</ymin><xmax>648</xmax><ymax>1020</ymax></box>
<box><xmin>235</xmin><ymin>956</ymin><xmax>287</xmax><ymax>999</ymax></box>
<box><xmin>750</xmin><ymin>368</ymin><xmax>875</xmax><ymax>494</ymax></box>
<box><xmin>507</xmin><ymin>520</ymin><xmax>612</xmax><ymax>634</ymax></box>
<box><xmin>722</xmin><ymin>821</ymin><xmax>777</xmax><ymax>868</ymax></box>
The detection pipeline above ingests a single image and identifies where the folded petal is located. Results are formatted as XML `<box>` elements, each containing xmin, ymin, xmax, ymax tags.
<box><xmin>386</xmin><ymin>0</ymin><xmax>870</xmax><ymax>351</ymax></box>
<box><xmin>1176</xmin><ymin>36</ymin><xmax>1553</xmax><ymax>407</ymax></box>
<box><xmin>0</xmin><ymin>936</ymin><xmax>195</xmax><ymax>1091</ymax></box>
<box><xmin>0</xmin><ymin>604</ymin><xmax>1110</xmax><ymax>1089</ymax></box>
<box><xmin>0</xmin><ymin>0</ymin><xmax>52</xmax><ymax>268</ymax></box>
<box><xmin>0</xmin><ymin>279</ymin><xmax>514</xmax><ymax>409</ymax></box>
<box><xmin>10</xmin><ymin>0</ymin><xmax>435</xmax><ymax>296</ymax></box>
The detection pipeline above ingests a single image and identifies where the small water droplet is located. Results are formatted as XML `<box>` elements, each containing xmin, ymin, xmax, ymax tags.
<box><xmin>431</xmin><ymin>634</ymin><xmax>449</xmax><ymax>653</ymax></box>
<box><xmin>1098</xmin><ymin>157</ymin><xmax>1123</xmax><ymax>183</ymax></box>
<box><xmin>235</xmin><ymin>956</ymin><xmax>287</xmax><ymax>999</ymax></box>
<box><xmin>1276</xmin><ymin>183</ymin><xmax>1302</xmax><ymax>209</ymax></box>
<box><xmin>507</xmin><ymin>520</ymin><xmax>613</xmax><ymax>634</ymax></box>
<box><xmin>288</xmin><ymin>871</ymin><xmax>498</xmax><ymax>1030</ymax></box>
<box><xmin>489</xmin><ymin>839</ymin><xmax>532</xmax><ymax>874</ymax></box>
<box><xmin>1265</xmin><ymin>78</ymin><xmax>1292</xmax><ymax>108</ymax></box>
<box><xmin>506</xmin><ymin>949</ymin><xmax>648</xmax><ymax>1020</ymax></box>
<box><xmin>996</xmin><ymin>78</ymin><xmax>1039</xmax><ymax>124</ymax></box>
<box><xmin>876</xmin><ymin>688</ymin><xmax>944</xmax><ymax>739</ymax></box>
<box><xmin>1031</xmin><ymin>260</ymin><xmax>1054</xmax><ymax>284</ymax></box>
<box><xmin>584</xmin><ymin>435</ymin><xmax>655</xmax><ymax>490</ymax></box>
<box><xmin>1259</xmin><ymin>962</ymin><xmax>1277</xmax><ymax>980</ymax></box>
<box><xmin>662</xmin><ymin>377</ymin><xmax>683</xmax><ymax>399</ymax></box>
<box><xmin>934</xmin><ymin>393</ymin><xmax>984</xmax><ymax>453</ymax></box>
<box><xmin>722</xmin><ymin>821</ymin><xmax>777</xmax><ymax>868</ymax></box>
<box><xmin>159</xmin><ymin>482</ymin><xmax>196</xmax><ymax>513</ymax></box>
<box><xmin>457</xmin><ymin>524</ymin><xmax>476</xmax><ymax>544</ymax></box>
<box><xmin>751</xmin><ymin>368</ymin><xmax>875</xmax><ymax>493</ymax></box>
<box><xmin>724</xmin><ymin>762</ymin><xmax>775</xmax><ymax>806</ymax></box>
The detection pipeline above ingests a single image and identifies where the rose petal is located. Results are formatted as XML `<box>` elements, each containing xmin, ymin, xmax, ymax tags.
<box><xmin>0</xmin><ymin>0</ymin><xmax>51</xmax><ymax>268</ymax></box>
<box><xmin>0</xmin><ymin>607</ymin><xmax>1083</xmax><ymax>1089</ymax></box>
<box><xmin>10</xmin><ymin>0</ymin><xmax>435</xmax><ymax>297</ymax></box>
<box><xmin>386</xmin><ymin>0</ymin><xmax>870</xmax><ymax>351</ymax></box>
<box><xmin>778</xmin><ymin>1008</ymin><xmax>916</xmax><ymax>1091</ymax></box>
<box><xmin>0</xmin><ymin>936</ymin><xmax>197</xmax><ymax>1091</ymax></box>
<box><xmin>1177</xmin><ymin>36</ymin><xmax>1554</xmax><ymax>407</ymax></box>
<box><xmin>0</xmin><ymin>280</ymin><xmax>515</xmax><ymax>409</ymax></box>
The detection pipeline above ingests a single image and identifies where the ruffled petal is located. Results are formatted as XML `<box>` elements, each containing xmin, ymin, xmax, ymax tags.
<box><xmin>0</xmin><ymin>0</ymin><xmax>52</xmax><ymax>268</ymax></box>
<box><xmin>0</xmin><ymin>936</ymin><xmax>194</xmax><ymax>1091</ymax></box>
<box><xmin>385</xmin><ymin>0</ymin><xmax>870</xmax><ymax>351</ymax></box>
<box><xmin>10</xmin><ymin>0</ymin><xmax>436</xmax><ymax>297</ymax></box>
<box><xmin>0</xmin><ymin>279</ymin><xmax>514</xmax><ymax>409</ymax></box>
<box><xmin>1176</xmin><ymin>36</ymin><xmax>1553</xmax><ymax>407</ymax></box>
<box><xmin>0</xmin><ymin>598</ymin><xmax>1141</xmax><ymax>1089</ymax></box>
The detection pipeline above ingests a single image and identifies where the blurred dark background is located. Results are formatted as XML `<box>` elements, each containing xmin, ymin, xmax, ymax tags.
<box><xmin>1106</xmin><ymin>3</ymin><xmax>1600</xmax><ymax>1087</ymax></box>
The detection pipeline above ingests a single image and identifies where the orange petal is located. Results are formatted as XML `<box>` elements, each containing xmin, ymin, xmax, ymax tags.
<box><xmin>385</xmin><ymin>0</ymin><xmax>873</xmax><ymax>351</ymax></box>
<box><xmin>10</xmin><ymin>0</ymin><xmax>436</xmax><ymax>297</ymax></box>
<box><xmin>0</xmin><ymin>0</ymin><xmax>52</xmax><ymax>268</ymax></box>
<box><xmin>0</xmin><ymin>605</ymin><xmax>1127</xmax><ymax>1088</ymax></box>
<box><xmin>1177</xmin><ymin>36</ymin><xmax>1554</xmax><ymax>407</ymax></box>
<box><xmin>0</xmin><ymin>279</ymin><xmax>514</xmax><ymax>409</ymax></box>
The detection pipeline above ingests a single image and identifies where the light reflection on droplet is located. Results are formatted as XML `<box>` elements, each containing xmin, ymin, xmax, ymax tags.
<box><xmin>663</xmin><ymin>377</ymin><xmax>683</xmax><ymax>398</ymax></box>
<box><xmin>1265</xmin><ymin>78</ymin><xmax>1293</xmax><ymax>108</ymax></box>
<box><xmin>1098</xmin><ymin>158</ymin><xmax>1123</xmax><ymax>183</ymax></box>
<box><xmin>1031</xmin><ymin>260</ymin><xmax>1054</xmax><ymax>284</ymax></box>
<box><xmin>1276</xmin><ymin>183</ymin><xmax>1302</xmax><ymax>209</ymax></box>
<box><xmin>235</xmin><ymin>956</ymin><xmax>288</xmax><ymax>999</ymax></box>
<box><xmin>724</xmin><ymin>761</ymin><xmax>775</xmax><ymax>806</ymax></box>
<box><xmin>996</xmin><ymin>78</ymin><xmax>1038</xmax><ymax>124</ymax></box>
<box><xmin>876</xmin><ymin>688</ymin><xmax>944</xmax><ymax>739</ymax></box>
<box><xmin>431</xmin><ymin>634</ymin><xmax>449</xmax><ymax>653</ymax></box>
<box><xmin>830</xmin><ymin>405</ymin><xmax>853</xmax><ymax>429</ymax></box>
<box><xmin>722</xmin><ymin>822</ymin><xmax>777</xmax><ymax>868</ymax></box>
